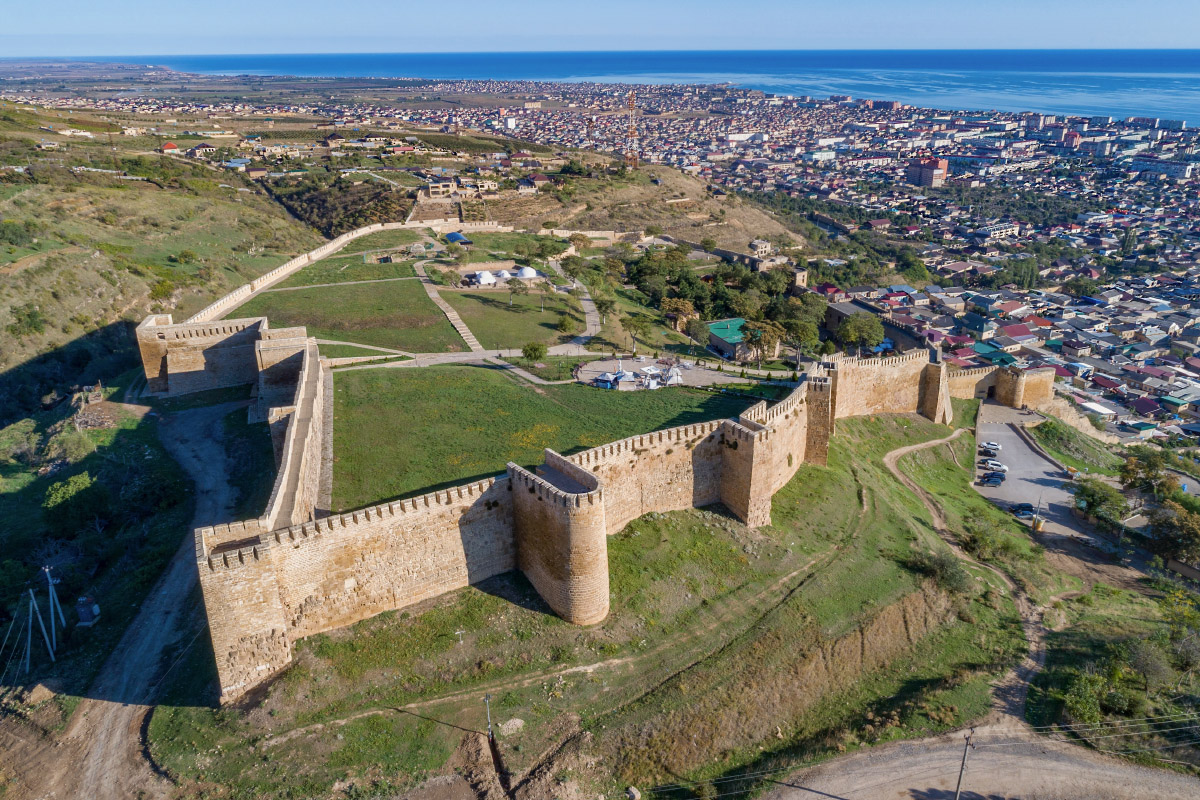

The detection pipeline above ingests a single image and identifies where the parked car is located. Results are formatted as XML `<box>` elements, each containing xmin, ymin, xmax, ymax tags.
<box><xmin>1014</xmin><ymin>509</ymin><xmax>1036</xmax><ymax>520</ymax></box>
<box><xmin>978</xmin><ymin>459</ymin><xmax>1008</xmax><ymax>472</ymax></box>
<box><xmin>982</xmin><ymin>471</ymin><xmax>1007</xmax><ymax>481</ymax></box>
<box><xmin>1010</xmin><ymin>502</ymin><xmax>1034</xmax><ymax>514</ymax></box>
<box><xmin>978</xmin><ymin>448</ymin><xmax>998</xmax><ymax>458</ymax></box>
<box><xmin>981</xmin><ymin>441</ymin><xmax>1002</xmax><ymax>451</ymax></box>
<box><xmin>979</xmin><ymin>476</ymin><xmax>1004</xmax><ymax>487</ymax></box>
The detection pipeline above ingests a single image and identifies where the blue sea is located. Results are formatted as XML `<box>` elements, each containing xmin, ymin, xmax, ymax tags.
<box><xmin>93</xmin><ymin>50</ymin><xmax>1200</xmax><ymax>123</ymax></box>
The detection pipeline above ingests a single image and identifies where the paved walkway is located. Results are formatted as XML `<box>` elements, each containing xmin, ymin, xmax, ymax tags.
<box><xmin>413</xmin><ymin>261</ymin><xmax>484</xmax><ymax>352</ymax></box>
<box><xmin>544</xmin><ymin>256</ymin><xmax>601</xmax><ymax>344</ymax></box>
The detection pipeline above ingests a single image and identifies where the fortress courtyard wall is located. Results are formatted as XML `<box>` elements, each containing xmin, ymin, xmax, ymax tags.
<box><xmin>562</xmin><ymin>420</ymin><xmax>727</xmax><ymax>535</ymax></box>
<box><xmin>143</xmin><ymin>300</ymin><xmax>1061</xmax><ymax>702</ymax></box>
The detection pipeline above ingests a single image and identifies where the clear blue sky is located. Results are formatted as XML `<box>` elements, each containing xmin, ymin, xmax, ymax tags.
<box><xmin>3</xmin><ymin>0</ymin><xmax>1199</xmax><ymax>57</ymax></box>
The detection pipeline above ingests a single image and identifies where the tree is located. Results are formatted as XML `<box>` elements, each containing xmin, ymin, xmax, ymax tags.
<box><xmin>568</xmin><ymin>233</ymin><xmax>590</xmax><ymax>252</ymax></box>
<box><xmin>837</xmin><ymin>313</ymin><xmax>885</xmax><ymax>354</ymax></box>
<box><xmin>1149</xmin><ymin>501</ymin><xmax>1200</xmax><ymax>564</ymax></box>
<box><xmin>556</xmin><ymin>314</ymin><xmax>576</xmax><ymax>334</ymax></box>
<box><xmin>742</xmin><ymin>319</ymin><xmax>784</xmax><ymax>369</ymax></box>
<box><xmin>1127</xmin><ymin>639</ymin><xmax>1173</xmax><ymax>692</ymax></box>
<box><xmin>594</xmin><ymin>295</ymin><xmax>616</xmax><ymax>325</ymax></box>
<box><xmin>507</xmin><ymin>278</ymin><xmax>528</xmax><ymax>307</ymax></box>
<box><xmin>644</xmin><ymin>225</ymin><xmax>663</xmax><ymax>237</ymax></box>
<box><xmin>1120</xmin><ymin>454</ymin><xmax>1178</xmax><ymax>499</ymax></box>
<box><xmin>782</xmin><ymin>319</ymin><xmax>820</xmax><ymax>368</ymax></box>
<box><xmin>1062</xmin><ymin>276</ymin><xmax>1099</xmax><ymax>297</ymax></box>
<box><xmin>622</xmin><ymin>314</ymin><xmax>652</xmax><ymax>354</ymax></box>
<box><xmin>537</xmin><ymin>280</ymin><xmax>554</xmax><ymax>312</ymax></box>
<box><xmin>685</xmin><ymin>317</ymin><xmax>709</xmax><ymax>356</ymax></box>
<box><xmin>1074</xmin><ymin>477</ymin><xmax>1130</xmax><ymax>520</ymax></box>
<box><xmin>660</xmin><ymin>297</ymin><xmax>696</xmax><ymax>331</ymax></box>
<box><xmin>521</xmin><ymin>341</ymin><xmax>548</xmax><ymax>362</ymax></box>
<box><xmin>700</xmin><ymin>236</ymin><xmax>717</xmax><ymax>252</ymax></box>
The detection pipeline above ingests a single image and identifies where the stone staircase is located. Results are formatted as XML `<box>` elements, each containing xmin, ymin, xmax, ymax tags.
<box><xmin>414</xmin><ymin>262</ymin><xmax>483</xmax><ymax>352</ymax></box>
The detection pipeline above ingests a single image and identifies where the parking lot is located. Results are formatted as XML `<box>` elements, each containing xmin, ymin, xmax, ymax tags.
<box><xmin>973</xmin><ymin>404</ymin><xmax>1082</xmax><ymax>532</ymax></box>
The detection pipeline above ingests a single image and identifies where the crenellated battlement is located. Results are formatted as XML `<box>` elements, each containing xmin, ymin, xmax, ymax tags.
<box><xmin>566</xmin><ymin>420</ymin><xmax>724</xmax><ymax>466</ymax></box>
<box><xmin>508</xmin><ymin>464</ymin><xmax>603</xmax><ymax>507</ymax></box>
<box><xmin>176</xmin><ymin>298</ymin><xmax>1055</xmax><ymax>704</ymax></box>
<box><xmin>950</xmin><ymin>365</ymin><xmax>999</xmax><ymax>378</ymax></box>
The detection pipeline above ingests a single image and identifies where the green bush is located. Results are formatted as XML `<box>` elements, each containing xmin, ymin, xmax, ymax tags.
<box><xmin>906</xmin><ymin>549</ymin><xmax>972</xmax><ymax>594</ymax></box>
<box><xmin>43</xmin><ymin>471</ymin><xmax>110</xmax><ymax>533</ymax></box>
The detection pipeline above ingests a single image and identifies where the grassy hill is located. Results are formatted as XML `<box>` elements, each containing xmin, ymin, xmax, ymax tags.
<box><xmin>488</xmin><ymin>162</ymin><xmax>804</xmax><ymax>252</ymax></box>
<box><xmin>0</xmin><ymin>106</ymin><xmax>323</xmax><ymax>423</ymax></box>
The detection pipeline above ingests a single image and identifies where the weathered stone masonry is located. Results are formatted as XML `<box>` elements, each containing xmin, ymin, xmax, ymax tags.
<box><xmin>137</xmin><ymin>312</ymin><xmax>1055</xmax><ymax>703</ymax></box>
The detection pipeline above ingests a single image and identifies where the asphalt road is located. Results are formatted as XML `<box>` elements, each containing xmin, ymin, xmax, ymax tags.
<box><xmin>974</xmin><ymin>413</ymin><xmax>1077</xmax><ymax>532</ymax></box>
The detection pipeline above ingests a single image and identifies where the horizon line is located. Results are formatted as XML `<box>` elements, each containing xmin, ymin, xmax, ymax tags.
<box><xmin>7</xmin><ymin>47</ymin><xmax>1200</xmax><ymax>60</ymax></box>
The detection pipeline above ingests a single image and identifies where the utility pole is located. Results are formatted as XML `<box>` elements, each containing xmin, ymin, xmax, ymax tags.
<box><xmin>953</xmin><ymin>728</ymin><xmax>975</xmax><ymax>800</ymax></box>
<box><xmin>484</xmin><ymin>693</ymin><xmax>494</xmax><ymax>741</ymax></box>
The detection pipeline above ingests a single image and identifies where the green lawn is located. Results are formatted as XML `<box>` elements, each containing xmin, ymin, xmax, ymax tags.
<box><xmin>1029</xmin><ymin>417</ymin><xmax>1123</xmax><ymax>476</ymax></box>
<box><xmin>336</xmin><ymin>228</ymin><xmax>422</xmax><ymax>255</ymax></box>
<box><xmin>500</xmin><ymin>354</ymin><xmax>606</xmax><ymax>381</ymax></box>
<box><xmin>330</xmin><ymin>365</ymin><xmax>752</xmax><ymax>511</ymax></box>
<box><xmin>456</xmin><ymin>231</ymin><xmax>567</xmax><ymax>262</ymax></box>
<box><xmin>235</xmin><ymin>280</ymin><xmax>465</xmax><ymax>353</ymax></box>
<box><xmin>440</xmin><ymin>289</ymin><xmax>584</xmax><ymax>350</ymax></box>
<box><xmin>274</xmin><ymin>254</ymin><xmax>417</xmax><ymax>288</ymax></box>
<box><xmin>588</xmin><ymin>286</ymin><xmax>692</xmax><ymax>356</ymax></box>
<box><xmin>317</xmin><ymin>343</ymin><xmax>403</xmax><ymax>359</ymax></box>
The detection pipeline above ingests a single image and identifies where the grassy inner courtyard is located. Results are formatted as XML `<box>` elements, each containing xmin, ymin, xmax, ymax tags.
<box><xmin>330</xmin><ymin>364</ymin><xmax>752</xmax><ymax>511</ymax></box>
<box><xmin>274</xmin><ymin>254</ymin><xmax>418</xmax><ymax>287</ymax></box>
<box><xmin>235</xmin><ymin>279</ymin><xmax>465</xmax><ymax>353</ymax></box>
<box><xmin>440</xmin><ymin>289</ymin><xmax>585</xmax><ymax>350</ymax></box>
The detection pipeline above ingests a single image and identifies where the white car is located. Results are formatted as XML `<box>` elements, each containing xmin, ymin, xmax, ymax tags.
<box><xmin>981</xmin><ymin>441</ymin><xmax>1002</xmax><ymax>451</ymax></box>
<box><xmin>979</xmin><ymin>459</ymin><xmax>1008</xmax><ymax>472</ymax></box>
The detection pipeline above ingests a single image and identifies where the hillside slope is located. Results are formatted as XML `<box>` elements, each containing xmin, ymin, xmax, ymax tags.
<box><xmin>487</xmin><ymin>162</ymin><xmax>803</xmax><ymax>251</ymax></box>
<box><xmin>0</xmin><ymin>107</ymin><xmax>323</xmax><ymax>421</ymax></box>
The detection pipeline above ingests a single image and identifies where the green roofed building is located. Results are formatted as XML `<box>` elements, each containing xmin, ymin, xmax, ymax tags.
<box><xmin>708</xmin><ymin>318</ymin><xmax>747</xmax><ymax>360</ymax></box>
<box><xmin>707</xmin><ymin>317</ymin><xmax>780</xmax><ymax>362</ymax></box>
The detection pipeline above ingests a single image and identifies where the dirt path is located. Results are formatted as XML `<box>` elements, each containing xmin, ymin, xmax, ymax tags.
<box><xmin>5</xmin><ymin>401</ymin><xmax>241</xmax><ymax>800</ymax></box>
<box><xmin>759</xmin><ymin>427</ymin><xmax>1200</xmax><ymax>798</ymax></box>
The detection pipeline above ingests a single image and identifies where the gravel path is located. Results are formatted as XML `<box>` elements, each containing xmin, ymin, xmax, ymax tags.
<box><xmin>4</xmin><ymin>402</ymin><xmax>242</xmax><ymax>800</ymax></box>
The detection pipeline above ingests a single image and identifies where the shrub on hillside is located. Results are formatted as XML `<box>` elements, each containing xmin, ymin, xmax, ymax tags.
<box><xmin>905</xmin><ymin>549</ymin><xmax>971</xmax><ymax>594</ymax></box>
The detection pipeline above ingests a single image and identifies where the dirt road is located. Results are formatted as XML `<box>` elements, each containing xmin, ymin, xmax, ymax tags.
<box><xmin>761</xmin><ymin>425</ymin><xmax>1200</xmax><ymax>799</ymax></box>
<box><xmin>4</xmin><ymin>401</ymin><xmax>240</xmax><ymax>800</ymax></box>
<box><xmin>764</xmin><ymin>729</ymin><xmax>1200</xmax><ymax>800</ymax></box>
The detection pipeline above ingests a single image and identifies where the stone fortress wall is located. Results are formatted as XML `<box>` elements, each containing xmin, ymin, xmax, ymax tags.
<box><xmin>137</xmin><ymin>304</ymin><xmax>1055</xmax><ymax>703</ymax></box>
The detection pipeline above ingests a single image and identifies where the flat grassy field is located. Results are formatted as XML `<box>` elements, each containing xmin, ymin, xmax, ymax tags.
<box><xmin>456</xmin><ymin>231</ymin><xmax>567</xmax><ymax>263</ymax></box>
<box><xmin>148</xmin><ymin>409</ymin><xmax>1029</xmax><ymax>799</ymax></box>
<box><xmin>335</xmin><ymin>228</ymin><xmax>422</xmax><ymax>255</ymax></box>
<box><xmin>500</xmin><ymin>354</ymin><xmax>605</xmax><ymax>381</ymax></box>
<box><xmin>317</xmin><ymin>343</ymin><xmax>402</xmax><ymax>359</ymax></box>
<box><xmin>273</xmin><ymin>254</ymin><xmax>418</xmax><ymax>288</ymax></box>
<box><xmin>1029</xmin><ymin>417</ymin><xmax>1123</xmax><ymax>476</ymax></box>
<box><xmin>235</xmin><ymin>280</ymin><xmax>465</xmax><ymax>353</ymax></box>
<box><xmin>440</xmin><ymin>289</ymin><xmax>584</xmax><ymax>350</ymax></box>
<box><xmin>329</xmin><ymin>365</ymin><xmax>752</xmax><ymax>510</ymax></box>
